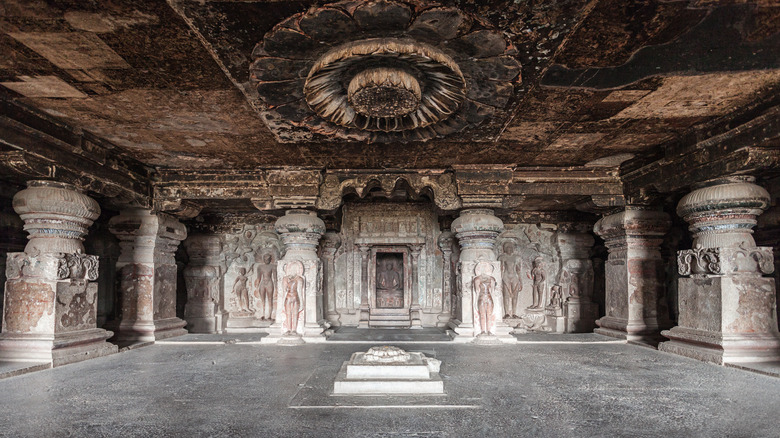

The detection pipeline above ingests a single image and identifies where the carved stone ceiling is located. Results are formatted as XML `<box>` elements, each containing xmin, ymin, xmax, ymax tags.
<box><xmin>0</xmin><ymin>0</ymin><xmax>778</xmax><ymax>171</ymax></box>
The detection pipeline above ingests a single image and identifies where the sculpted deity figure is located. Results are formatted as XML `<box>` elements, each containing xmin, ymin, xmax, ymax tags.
<box><xmin>549</xmin><ymin>284</ymin><xmax>562</xmax><ymax>308</ymax></box>
<box><xmin>233</xmin><ymin>267</ymin><xmax>251</xmax><ymax>313</ymax></box>
<box><xmin>528</xmin><ymin>257</ymin><xmax>546</xmax><ymax>309</ymax></box>
<box><xmin>376</xmin><ymin>257</ymin><xmax>403</xmax><ymax>308</ymax></box>
<box><xmin>498</xmin><ymin>241</ymin><xmax>522</xmax><ymax>318</ymax></box>
<box><xmin>254</xmin><ymin>253</ymin><xmax>277</xmax><ymax>320</ymax></box>
<box><xmin>281</xmin><ymin>261</ymin><xmax>305</xmax><ymax>335</ymax></box>
<box><xmin>377</xmin><ymin>258</ymin><xmax>402</xmax><ymax>290</ymax></box>
<box><xmin>473</xmin><ymin>262</ymin><xmax>496</xmax><ymax>335</ymax></box>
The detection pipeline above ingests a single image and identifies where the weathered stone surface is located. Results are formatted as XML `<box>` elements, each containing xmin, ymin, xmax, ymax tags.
<box><xmin>593</xmin><ymin>207</ymin><xmax>671</xmax><ymax>345</ymax></box>
<box><xmin>109</xmin><ymin>209</ymin><xmax>188</xmax><ymax>344</ymax></box>
<box><xmin>1</xmin><ymin>183</ymin><xmax>116</xmax><ymax>365</ymax></box>
<box><xmin>660</xmin><ymin>177</ymin><xmax>780</xmax><ymax>364</ymax></box>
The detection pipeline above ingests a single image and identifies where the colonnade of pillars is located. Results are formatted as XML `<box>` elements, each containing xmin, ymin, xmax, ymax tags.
<box><xmin>0</xmin><ymin>177</ymin><xmax>778</xmax><ymax>365</ymax></box>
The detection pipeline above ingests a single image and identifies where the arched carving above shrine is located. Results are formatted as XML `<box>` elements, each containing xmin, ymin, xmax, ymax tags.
<box><xmin>316</xmin><ymin>172</ymin><xmax>461</xmax><ymax>211</ymax></box>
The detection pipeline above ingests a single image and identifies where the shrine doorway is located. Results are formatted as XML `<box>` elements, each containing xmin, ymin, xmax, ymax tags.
<box><xmin>368</xmin><ymin>246</ymin><xmax>411</xmax><ymax>328</ymax></box>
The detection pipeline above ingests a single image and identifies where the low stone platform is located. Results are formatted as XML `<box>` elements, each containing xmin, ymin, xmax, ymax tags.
<box><xmin>333</xmin><ymin>346</ymin><xmax>444</xmax><ymax>395</ymax></box>
<box><xmin>327</xmin><ymin>327</ymin><xmax>452</xmax><ymax>342</ymax></box>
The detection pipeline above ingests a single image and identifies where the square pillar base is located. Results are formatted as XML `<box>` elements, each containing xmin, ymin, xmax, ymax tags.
<box><xmin>114</xmin><ymin>317</ymin><xmax>187</xmax><ymax>345</ymax></box>
<box><xmin>0</xmin><ymin>328</ymin><xmax>117</xmax><ymax>366</ymax></box>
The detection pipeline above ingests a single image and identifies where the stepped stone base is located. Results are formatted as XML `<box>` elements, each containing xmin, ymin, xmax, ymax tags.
<box><xmin>332</xmin><ymin>346</ymin><xmax>444</xmax><ymax>395</ymax></box>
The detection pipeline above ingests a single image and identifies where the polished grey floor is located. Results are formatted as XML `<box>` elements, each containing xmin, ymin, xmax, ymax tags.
<box><xmin>0</xmin><ymin>333</ymin><xmax>778</xmax><ymax>437</ymax></box>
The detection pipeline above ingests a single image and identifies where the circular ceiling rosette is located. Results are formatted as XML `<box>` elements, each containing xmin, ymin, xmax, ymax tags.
<box><xmin>250</xmin><ymin>0</ymin><xmax>521</xmax><ymax>143</ymax></box>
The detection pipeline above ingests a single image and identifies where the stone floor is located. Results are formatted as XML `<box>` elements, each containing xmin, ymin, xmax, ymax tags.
<box><xmin>0</xmin><ymin>334</ymin><xmax>778</xmax><ymax>437</ymax></box>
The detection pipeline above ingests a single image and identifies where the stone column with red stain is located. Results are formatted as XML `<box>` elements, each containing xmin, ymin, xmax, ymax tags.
<box><xmin>0</xmin><ymin>181</ymin><xmax>117</xmax><ymax>365</ymax></box>
<box><xmin>450</xmin><ymin>209</ymin><xmax>515</xmax><ymax>343</ymax></box>
<box><xmin>659</xmin><ymin>177</ymin><xmax>779</xmax><ymax>364</ymax></box>
<box><xmin>109</xmin><ymin>208</ymin><xmax>188</xmax><ymax>344</ymax></box>
<box><xmin>264</xmin><ymin>209</ymin><xmax>325</xmax><ymax>344</ymax></box>
<box><xmin>593</xmin><ymin>206</ymin><xmax>672</xmax><ymax>345</ymax></box>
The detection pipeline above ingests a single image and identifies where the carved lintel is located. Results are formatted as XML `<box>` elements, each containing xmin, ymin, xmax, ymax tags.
<box><xmin>155</xmin><ymin>199</ymin><xmax>202</xmax><ymax>219</ymax></box>
<box><xmin>316</xmin><ymin>172</ymin><xmax>461</xmax><ymax>211</ymax></box>
<box><xmin>0</xmin><ymin>151</ymin><xmax>53</xmax><ymax>178</ymax></box>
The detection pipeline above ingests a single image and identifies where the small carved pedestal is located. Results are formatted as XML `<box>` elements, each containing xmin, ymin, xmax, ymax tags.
<box><xmin>333</xmin><ymin>346</ymin><xmax>443</xmax><ymax>395</ymax></box>
<box><xmin>660</xmin><ymin>178</ymin><xmax>780</xmax><ymax>364</ymax></box>
<box><xmin>263</xmin><ymin>210</ymin><xmax>327</xmax><ymax>344</ymax></box>
<box><xmin>0</xmin><ymin>181</ymin><xmax>116</xmax><ymax>365</ymax></box>
<box><xmin>109</xmin><ymin>209</ymin><xmax>188</xmax><ymax>344</ymax></box>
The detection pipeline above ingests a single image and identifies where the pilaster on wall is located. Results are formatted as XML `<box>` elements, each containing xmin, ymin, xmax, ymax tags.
<box><xmin>109</xmin><ymin>209</ymin><xmax>188</xmax><ymax>345</ymax></box>
<box><xmin>183</xmin><ymin>234</ymin><xmax>224</xmax><ymax>334</ymax></box>
<box><xmin>0</xmin><ymin>181</ymin><xmax>117</xmax><ymax>366</ymax></box>
<box><xmin>555</xmin><ymin>225</ymin><xmax>599</xmax><ymax>333</ymax></box>
<box><xmin>659</xmin><ymin>177</ymin><xmax>780</xmax><ymax>364</ymax></box>
<box><xmin>593</xmin><ymin>206</ymin><xmax>672</xmax><ymax>345</ymax></box>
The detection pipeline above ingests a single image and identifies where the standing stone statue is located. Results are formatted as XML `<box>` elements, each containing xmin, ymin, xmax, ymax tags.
<box><xmin>473</xmin><ymin>262</ymin><xmax>496</xmax><ymax>335</ymax></box>
<box><xmin>233</xmin><ymin>267</ymin><xmax>251</xmax><ymax>313</ymax></box>
<box><xmin>282</xmin><ymin>261</ymin><xmax>305</xmax><ymax>335</ymax></box>
<box><xmin>528</xmin><ymin>257</ymin><xmax>546</xmax><ymax>309</ymax></box>
<box><xmin>254</xmin><ymin>253</ymin><xmax>277</xmax><ymax>320</ymax></box>
<box><xmin>498</xmin><ymin>241</ymin><xmax>522</xmax><ymax>318</ymax></box>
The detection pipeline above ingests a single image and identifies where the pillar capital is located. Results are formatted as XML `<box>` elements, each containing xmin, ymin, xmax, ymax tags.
<box><xmin>274</xmin><ymin>209</ymin><xmax>325</xmax><ymax>260</ymax></box>
<box><xmin>593</xmin><ymin>206</ymin><xmax>670</xmax><ymax>249</ymax></box>
<box><xmin>13</xmin><ymin>180</ymin><xmax>100</xmax><ymax>255</ymax></box>
<box><xmin>452</xmin><ymin>209</ymin><xmax>503</xmax><ymax>261</ymax></box>
<box><xmin>677</xmin><ymin>176</ymin><xmax>770</xmax><ymax>249</ymax></box>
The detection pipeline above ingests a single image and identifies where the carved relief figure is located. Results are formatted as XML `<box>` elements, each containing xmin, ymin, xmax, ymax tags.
<box><xmin>376</xmin><ymin>256</ymin><xmax>404</xmax><ymax>308</ymax></box>
<box><xmin>528</xmin><ymin>257</ymin><xmax>546</xmax><ymax>309</ymax></box>
<box><xmin>499</xmin><ymin>241</ymin><xmax>522</xmax><ymax>318</ymax></box>
<box><xmin>233</xmin><ymin>267</ymin><xmax>251</xmax><ymax>313</ymax></box>
<box><xmin>254</xmin><ymin>253</ymin><xmax>277</xmax><ymax>320</ymax></box>
<box><xmin>282</xmin><ymin>261</ymin><xmax>305</xmax><ymax>335</ymax></box>
<box><xmin>548</xmin><ymin>285</ymin><xmax>562</xmax><ymax>309</ymax></box>
<box><xmin>473</xmin><ymin>262</ymin><xmax>496</xmax><ymax>335</ymax></box>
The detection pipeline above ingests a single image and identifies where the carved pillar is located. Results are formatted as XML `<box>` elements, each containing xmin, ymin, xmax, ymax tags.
<box><xmin>109</xmin><ymin>208</ymin><xmax>188</xmax><ymax>344</ymax></box>
<box><xmin>0</xmin><ymin>210</ymin><xmax>26</xmax><ymax>331</ymax></box>
<box><xmin>265</xmin><ymin>210</ymin><xmax>325</xmax><ymax>344</ymax></box>
<box><xmin>660</xmin><ymin>177</ymin><xmax>779</xmax><ymax>364</ymax></box>
<box><xmin>183</xmin><ymin>234</ymin><xmax>224</xmax><ymax>334</ymax></box>
<box><xmin>0</xmin><ymin>181</ymin><xmax>117</xmax><ymax>365</ymax></box>
<box><xmin>556</xmin><ymin>224</ymin><xmax>599</xmax><ymax>333</ymax></box>
<box><xmin>756</xmin><ymin>203</ymin><xmax>780</xmax><ymax>331</ymax></box>
<box><xmin>409</xmin><ymin>244</ymin><xmax>424</xmax><ymax>329</ymax></box>
<box><xmin>593</xmin><ymin>206</ymin><xmax>671</xmax><ymax>345</ymax></box>
<box><xmin>437</xmin><ymin>231</ymin><xmax>455</xmax><ymax>327</ymax></box>
<box><xmin>357</xmin><ymin>244</ymin><xmax>370</xmax><ymax>329</ymax></box>
<box><xmin>450</xmin><ymin>209</ymin><xmax>514</xmax><ymax>343</ymax></box>
<box><xmin>321</xmin><ymin>232</ymin><xmax>341</xmax><ymax>327</ymax></box>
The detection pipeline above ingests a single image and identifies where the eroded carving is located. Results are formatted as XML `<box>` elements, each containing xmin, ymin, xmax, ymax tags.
<box><xmin>499</xmin><ymin>241</ymin><xmax>522</xmax><ymax>318</ymax></box>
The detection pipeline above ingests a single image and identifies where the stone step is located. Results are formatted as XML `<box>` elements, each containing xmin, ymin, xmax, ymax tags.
<box><xmin>369</xmin><ymin>319</ymin><xmax>411</xmax><ymax>328</ymax></box>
